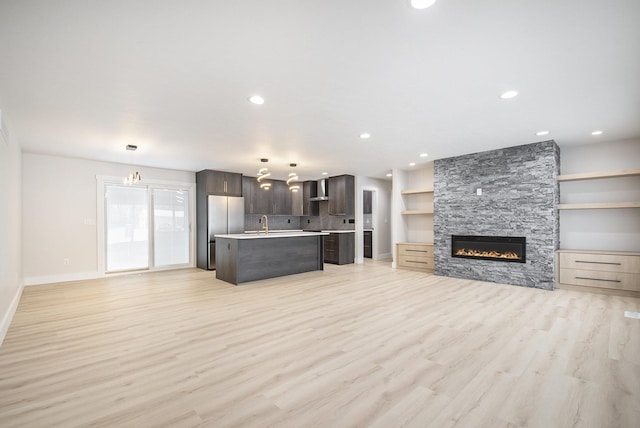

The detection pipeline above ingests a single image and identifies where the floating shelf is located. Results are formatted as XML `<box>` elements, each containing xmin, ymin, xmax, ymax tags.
<box><xmin>401</xmin><ymin>209</ymin><xmax>434</xmax><ymax>215</ymax></box>
<box><xmin>401</xmin><ymin>188</ymin><xmax>434</xmax><ymax>195</ymax></box>
<box><xmin>558</xmin><ymin>202</ymin><xmax>640</xmax><ymax>210</ymax></box>
<box><xmin>557</xmin><ymin>168</ymin><xmax>640</xmax><ymax>182</ymax></box>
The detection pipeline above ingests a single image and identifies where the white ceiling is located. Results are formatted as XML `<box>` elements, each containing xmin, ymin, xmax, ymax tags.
<box><xmin>1</xmin><ymin>0</ymin><xmax>639</xmax><ymax>181</ymax></box>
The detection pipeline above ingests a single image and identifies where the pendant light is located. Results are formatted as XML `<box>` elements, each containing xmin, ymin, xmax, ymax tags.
<box><xmin>256</xmin><ymin>158</ymin><xmax>271</xmax><ymax>189</ymax></box>
<box><xmin>287</xmin><ymin>164</ymin><xmax>299</xmax><ymax>192</ymax></box>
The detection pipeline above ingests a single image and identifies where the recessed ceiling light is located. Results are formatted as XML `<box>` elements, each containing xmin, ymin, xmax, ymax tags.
<box><xmin>321</xmin><ymin>172</ymin><xmax>328</xmax><ymax>175</ymax></box>
<box><xmin>410</xmin><ymin>0</ymin><xmax>437</xmax><ymax>10</ymax></box>
<box><xmin>360</xmin><ymin>133</ymin><xmax>371</xmax><ymax>139</ymax></box>
<box><xmin>249</xmin><ymin>95</ymin><xmax>265</xmax><ymax>105</ymax></box>
<box><xmin>409</xmin><ymin>162</ymin><xmax>416</xmax><ymax>166</ymax></box>
<box><xmin>591</xmin><ymin>130</ymin><xmax>603</xmax><ymax>136</ymax></box>
<box><xmin>419</xmin><ymin>153</ymin><xmax>428</xmax><ymax>158</ymax></box>
<box><xmin>386</xmin><ymin>173</ymin><xmax>393</xmax><ymax>177</ymax></box>
<box><xmin>536</xmin><ymin>130</ymin><xmax>549</xmax><ymax>136</ymax></box>
<box><xmin>500</xmin><ymin>90</ymin><xmax>518</xmax><ymax>99</ymax></box>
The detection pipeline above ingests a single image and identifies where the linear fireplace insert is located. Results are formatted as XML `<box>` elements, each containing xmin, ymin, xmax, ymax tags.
<box><xmin>451</xmin><ymin>235</ymin><xmax>526</xmax><ymax>263</ymax></box>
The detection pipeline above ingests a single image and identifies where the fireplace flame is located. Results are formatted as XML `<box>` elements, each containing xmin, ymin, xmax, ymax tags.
<box><xmin>455</xmin><ymin>248</ymin><xmax>521</xmax><ymax>260</ymax></box>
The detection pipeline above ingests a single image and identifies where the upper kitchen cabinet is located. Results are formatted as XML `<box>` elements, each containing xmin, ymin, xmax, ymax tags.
<box><xmin>197</xmin><ymin>170</ymin><xmax>242</xmax><ymax>196</ymax></box>
<box><xmin>302</xmin><ymin>181</ymin><xmax>319</xmax><ymax>216</ymax></box>
<box><xmin>242</xmin><ymin>177</ymin><xmax>292</xmax><ymax>215</ymax></box>
<box><xmin>243</xmin><ymin>176</ymin><xmax>257</xmax><ymax>214</ymax></box>
<box><xmin>328</xmin><ymin>174</ymin><xmax>355</xmax><ymax>216</ymax></box>
<box><xmin>271</xmin><ymin>180</ymin><xmax>292</xmax><ymax>215</ymax></box>
<box><xmin>363</xmin><ymin>190</ymin><xmax>373</xmax><ymax>214</ymax></box>
<box><xmin>243</xmin><ymin>176</ymin><xmax>271</xmax><ymax>214</ymax></box>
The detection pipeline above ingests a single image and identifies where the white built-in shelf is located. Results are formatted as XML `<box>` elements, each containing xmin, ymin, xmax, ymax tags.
<box><xmin>401</xmin><ymin>187</ymin><xmax>434</xmax><ymax>215</ymax></box>
<box><xmin>401</xmin><ymin>188</ymin><xmax>434</xmax><ymax>195</ymax></box>
<box><xmin>557</xmin><ymin>168</ymin><xmax>640</xmax><ymax>210</ymax></box>
<box><xmin>557</xmin><ymin>168</ymin><xmax>640</xmax><ymax>182</ymax></box>
<box><xmin>401</xmin><ymin>209</ymin><xmax>434</xmax><ymax>215</ymax></box>
<box><xmin>558</xmin><ymin>202</ymin><xmax>640</xmax><ymax>210</ymax></box>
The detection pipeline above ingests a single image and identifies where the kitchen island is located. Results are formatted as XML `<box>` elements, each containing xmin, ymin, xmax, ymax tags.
<box><xmin>215</xmin><ymin>231</ymin><xmax>329</xmax><ymax>285</ymax></box>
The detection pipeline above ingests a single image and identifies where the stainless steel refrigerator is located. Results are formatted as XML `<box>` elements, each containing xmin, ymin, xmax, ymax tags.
<box><xmin>207</xmin><ymin>195</ymin><xmax>244</xmax><ymax>269</ymax></box>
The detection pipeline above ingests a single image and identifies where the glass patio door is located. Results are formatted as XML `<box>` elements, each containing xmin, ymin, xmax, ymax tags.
<box><xmin>105</xmin><ymin>185</ymin><xmax>149</xmax><ymax>272</ymax></box>
<box><xmin>153</xmin><ymin>188</ymin><xmax>189</xmax><ymax>267</ymax></box>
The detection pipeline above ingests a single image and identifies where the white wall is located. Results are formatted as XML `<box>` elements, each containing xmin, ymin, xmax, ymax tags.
<box><xmin>22</xmin><ymin>153</ymin><xmax>196</xmax><ymax>285</ymax></box>
<box><xmin>559</xmin><ymin>138</ymin><xmax>640</xmax><ymax>252</ymax></box>
<box><xmin>355</xmin><ymin>176</ymin><xmax>392</xmax><ymax>262</ymax></box>
<box><xmin>0</xmin><ymin>109</ymin><xmax>23</xmax><ymax>344</ymax></box>
<box><xmin>390</xmin><ymin>168</ymin><xmax>406</xmax><ymax>268</ymax></box>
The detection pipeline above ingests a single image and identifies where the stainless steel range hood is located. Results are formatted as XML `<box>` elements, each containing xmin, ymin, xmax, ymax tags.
<box><xmin>309</xmin><ymin>179</ymin><xmax>329</xmax><ymax>201</ymax></box>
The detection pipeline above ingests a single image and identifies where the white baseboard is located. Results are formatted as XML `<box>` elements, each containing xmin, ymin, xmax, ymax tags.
<box><xmin>355</xmin><ymin>256</ymin><xmax>364</xmax><ymax>264</ymax></box>
<box><xmin>24</xmin><ymin>271</ymin><xmax>102</xmax><ymax>286</ymax></box>
<box><xmin>0</xmin><ymin>284</ymin><xmax>23</xmax><ymax>346</ymax></box>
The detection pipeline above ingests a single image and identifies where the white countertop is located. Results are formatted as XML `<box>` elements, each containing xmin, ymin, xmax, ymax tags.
<box><xmin>243</xmin><ymin>229</ymin><xmax>303</xmax><ymax>234</ymax></box>
<box><xmin>322</xmin><ymin>230</ymin><xmax>355</xmax><ymax>233</ymax></box>
<box><xmin>216</xmin><ymin>231</ymin><xmax>329</xmax><ymax>239</ymax></box>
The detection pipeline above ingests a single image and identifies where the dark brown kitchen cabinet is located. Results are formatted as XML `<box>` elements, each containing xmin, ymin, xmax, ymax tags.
<box><xmin>271</xmin><ymin>181</ymin><xmax>292</xmax><ymax>215</ymax></box>
<box><xmin>291</xmin><ymin>186</ymin><xmax>303</xmax><ymax>216</ymax></box>
<box><xmin>364</xmin><ymin>231</ymin><xmax>372</xmax><ymax>258</ymax></box>
<box><xmin>242</xmin><ymin>177</ymin><xmax>252</xmax><ymax>213</ymax></box>
<box><xmin>302</xmin><ymin>181</ymin><xmax>319</xmax><ymax>216</ymax></box>
<box><xmin>242</xmin><ymin>177</ymin><xmax>292</xmax><ymax>215</ymax></box>
<box><xmin>243</xmin><ymin>176</ymin><xmax>271</xmax><ymax>214</ymax></box>
<box><xmin>324</xmin><ymin>232</ymin><xmax>354</xmax><ymax>265</ymax></box>
<box><xmin>363</xmin><ymin>190</ymin><xmax>373</xmax><ymax>214</ymax></box>
<box><xmin>328</xmin><ymin>175</ymin><xmax>355</xmax><ymax>216</ymax></box>
<box><xmin>197</xmin><ymin>170</ymin><xmax>242</xmax><ymax>196</ymax></box>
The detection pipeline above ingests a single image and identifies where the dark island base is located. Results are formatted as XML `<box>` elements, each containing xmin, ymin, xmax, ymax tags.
<box><xmin>215</xmin><ymin>235</ymin><xmax>324</xmax><ymax>285</ymax></box>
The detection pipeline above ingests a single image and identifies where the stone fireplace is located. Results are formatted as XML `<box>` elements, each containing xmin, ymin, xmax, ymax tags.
<box><xmin>434</xmin><ymin>141</ymin><xmax>559</xmax><ymax>290</ymax></box>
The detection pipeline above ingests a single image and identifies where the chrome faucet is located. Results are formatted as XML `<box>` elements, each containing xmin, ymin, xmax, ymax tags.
<box><xmin>260</xmin><ymin>215</ymin><xmax>269</xmax><ymax>235</ymax></box>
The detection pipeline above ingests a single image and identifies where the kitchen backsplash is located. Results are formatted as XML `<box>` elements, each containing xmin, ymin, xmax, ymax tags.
<box><xmin>244</xmin><ymin>201</ymin><xmax>355</xmax><ymax>231</ymax></box>
<box><xmin>244</xmin><ymin>214</ymin><xmax>301</xmax><ymax>231</ymax></box>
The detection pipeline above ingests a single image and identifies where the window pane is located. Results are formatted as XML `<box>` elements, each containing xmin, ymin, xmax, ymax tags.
<box><xmin>106</xmin><ymin>185</ymin><xmax>149</xmax><ymax>271</ymax></box>
<box><xmin>153</xmin><ymin>189</ymin><xmax>189</xmax><ymax>267</ymax></box>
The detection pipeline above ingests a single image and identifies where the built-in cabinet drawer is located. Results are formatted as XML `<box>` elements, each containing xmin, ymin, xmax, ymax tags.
<box><xmin>556</xmin><ymin>250</ymin><xmax>640</xmax><ymax>296</ymax></box>
<box><xmin>397</xmin><ymin>243</ymin><xmax>434</xmax><ymax>273</ymax></box>
<box><xmin>558</xmin><ymin>252</ymin><xmax>639</xmax><ymax>274</ymax></box>
<box><xmin>559</xmin><ymin>269</ymin><xmax>640</xmax><ymax>292</ymax></box>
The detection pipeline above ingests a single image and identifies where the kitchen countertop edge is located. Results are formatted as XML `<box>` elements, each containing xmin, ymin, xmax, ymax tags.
<box><xmin>216</xmin><ymin>232</ymin><xmax>330</xmax><ymax>239</ymax></box>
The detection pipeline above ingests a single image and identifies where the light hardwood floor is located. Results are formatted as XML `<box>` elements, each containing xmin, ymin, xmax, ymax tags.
<box><xmin>1</xmin><ymin>261</ymin><xmax>639</xmax><ymax>427</ymax></box>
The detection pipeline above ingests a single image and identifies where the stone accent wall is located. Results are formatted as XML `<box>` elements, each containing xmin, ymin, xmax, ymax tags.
<box><xmin>434</xmin><ymin>141</ymin><xmax>560</xmax><ymax>290</ymax></box>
